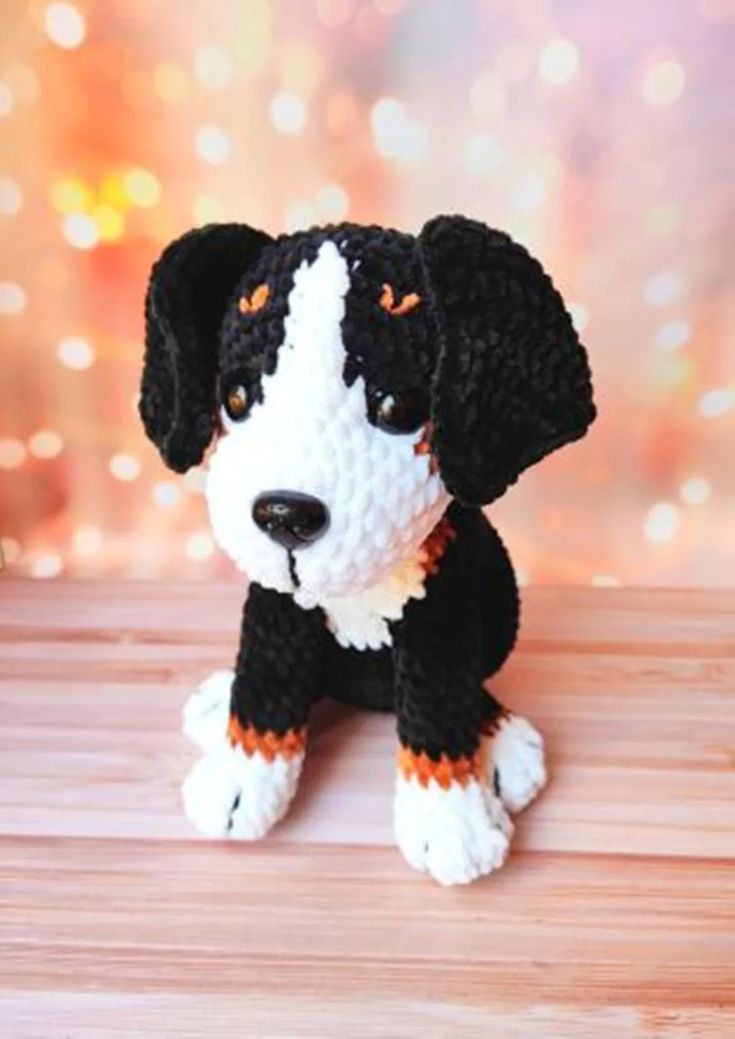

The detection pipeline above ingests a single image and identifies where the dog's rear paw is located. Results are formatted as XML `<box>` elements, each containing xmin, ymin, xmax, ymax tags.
<box><xmin>182</xmin><ymin>670</ymin><xmax>233</xmax><ymax>752</ymax></box>
<box><xmin>487</xmin><ymin>714</ymin><xmax>547</xmax><ymax>814</ymax></box>
<box><xmin>182</xmin><ymin>743</ymin><xmax>303</xmax><ymax>840</ymax></box>
<box><xmin>394</xmin><ymin>775</ymin><xmax>513</xmax><ymax>886</ymax></box>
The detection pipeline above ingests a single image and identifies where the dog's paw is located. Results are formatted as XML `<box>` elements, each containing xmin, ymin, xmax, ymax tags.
<box><xmin>394</xmin><ymin>775</ymin><xmax>513</xmax><ymax>886</ymax></box>
<box><xmin>486</xmin><ymin>714</ymin><xmax>547</xmax><ymax>814</ymax></box>
<box><xmin>182</xmin><ymin>742</ymin><xmax>303</xmax><ymax>840</ymax></box>
<box><xmin>182</xmin><ymin>670</ymin><xmax>233</xmax><ymax>752</ymax></box>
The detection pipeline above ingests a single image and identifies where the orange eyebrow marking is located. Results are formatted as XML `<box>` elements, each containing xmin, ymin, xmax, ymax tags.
<box><xmin>380</xmin><ymin>282</ymin><xmax>421</xmax><ymax>316</ymax></box>
<box><xmin>239</xmin><ymin>283</ymin><xmax>270</xmax><ymax>314</ymax></box>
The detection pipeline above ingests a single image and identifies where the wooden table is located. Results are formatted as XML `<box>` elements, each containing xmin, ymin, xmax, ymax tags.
<box><xmin>1</xmin><ymin>580</ymin><xmax>733</xmax><ymax>1037</ymax></box>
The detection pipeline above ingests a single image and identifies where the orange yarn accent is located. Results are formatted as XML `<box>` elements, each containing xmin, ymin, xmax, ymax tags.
<box><xmin>239</xmin><ymin>283</ymin><xmax>270</xmax><ymax>314</ymax></box>
<box><xmin>413</xmin><ymin>420</ymin><xmax>439</xmax><ymax>473</ymax></box>
<box><xmin>418</xmin><ymin>515</ymin><xmax>457</xmax><ymax>576</ymax></box>
<box><xmin>397</xmin><ymin>746</ymin><xmax>481</xmax><ymax>790</ymax></box>
<box><xmin>227</xmin><ymin>715</ymin><xmax>306</xmax><ymax>762</ymax></box>
<box><xmin>379</xmin><ymin>282</ymin><xmax>421</xmax><ymax>316</ymax></box>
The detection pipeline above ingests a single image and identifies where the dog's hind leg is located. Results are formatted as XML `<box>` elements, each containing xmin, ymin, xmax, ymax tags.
<box><xmin>479</xmin><ymin>688</ymin><xmax>547</xmax><ymax>815</ymax></box>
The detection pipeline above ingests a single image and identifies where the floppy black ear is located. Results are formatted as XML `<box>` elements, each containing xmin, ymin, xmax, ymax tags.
<box><xmin>140</xmin><ymin>223</ymin><xmax>272</xmax><ymax>472</ymax></box>
<box><xmin>418</xmin><ymin>215</ymin><xmax>595</xmax><ymax>505</ymax></box>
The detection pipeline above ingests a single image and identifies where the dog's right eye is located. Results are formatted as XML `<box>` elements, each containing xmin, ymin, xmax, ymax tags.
<box><xmin>223</xmin><ymin>384</ymin><xmax>250</xmax><ymax>422</ymax></box>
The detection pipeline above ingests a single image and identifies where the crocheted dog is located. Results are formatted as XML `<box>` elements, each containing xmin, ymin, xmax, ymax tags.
<box><xmin>140</xmin><ymin>216</ymin><xmax>595</xmax><ymax>885</ymax></box>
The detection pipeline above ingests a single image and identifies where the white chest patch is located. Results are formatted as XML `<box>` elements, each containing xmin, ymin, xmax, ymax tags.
<box><xmin>294</xmin><ymin>549</ymin><xmax>428</xmax><ymax>651</ymax></box>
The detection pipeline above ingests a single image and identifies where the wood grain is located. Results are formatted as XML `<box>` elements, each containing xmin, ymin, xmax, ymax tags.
<box><xmin>1</xmin><ymin>579</ymin><xmax>734</xmax><ymax>1038</ymax></box>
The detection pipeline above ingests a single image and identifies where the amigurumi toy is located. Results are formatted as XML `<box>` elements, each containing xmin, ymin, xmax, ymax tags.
<box><xmin>140</xmin><ymin>216</ymin><xmax>595</xmax><ymax>886</ymax></box>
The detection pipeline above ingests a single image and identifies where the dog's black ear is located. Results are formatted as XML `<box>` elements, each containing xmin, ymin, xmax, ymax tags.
<box><xmin>140</xmin><ymin>223</ymin><xmax>272</xmax><ymax>472</ymax></box>
<box><xmin>418</xmin><ymin>215</ymin><xmax>595</xmax><ymax>505</ymax></box>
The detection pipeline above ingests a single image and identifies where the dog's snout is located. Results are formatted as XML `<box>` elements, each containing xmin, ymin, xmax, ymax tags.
<box><xmin>252</xmin><ymin>491</ymin><xmax>330</xmax><ymax>550</ymax></box>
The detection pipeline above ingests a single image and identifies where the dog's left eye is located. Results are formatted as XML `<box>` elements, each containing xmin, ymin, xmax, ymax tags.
<box><xmin>223</xmin><ymin>383</ymin><xmax>251</xmax><ymax>421</ymax></box>
<box><xmin>374</xmin><ymin>390</ymin><xmax>428</xmax><ymax>434</ymax></box>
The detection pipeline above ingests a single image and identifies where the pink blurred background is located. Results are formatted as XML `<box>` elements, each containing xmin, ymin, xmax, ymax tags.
<box><xmin>1</xmin><ymin>0</ymin><xmax>734</xmax><ymax>585</ymax></box>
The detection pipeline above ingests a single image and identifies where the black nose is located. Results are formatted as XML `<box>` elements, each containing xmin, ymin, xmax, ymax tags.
<box><xmin>252</xmin><ymin>491</ymin><xmax>330</xmax><ymax>550</ymax></box>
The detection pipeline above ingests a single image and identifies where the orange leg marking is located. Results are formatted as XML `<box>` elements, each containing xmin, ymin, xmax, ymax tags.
<box><xmin>227</xmin><ymin>715</ymin><xmax>307</xmax><ymax>763</ymax></box>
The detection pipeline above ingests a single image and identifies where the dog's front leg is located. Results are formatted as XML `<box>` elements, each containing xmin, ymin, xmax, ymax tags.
<box><xmin>182</xmin><ymin>583</ymin><xmax>325</xmax><ymax>840</ymax></box>
<box><xmin>390</xmin><ymin>595</ymin><xmax>513</xmax><ymax>886</ymax></box>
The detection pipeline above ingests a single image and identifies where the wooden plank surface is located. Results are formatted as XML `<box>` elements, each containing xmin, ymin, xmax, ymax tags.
<box><xmin>0</xmin><ymin>579</ymin><xmax>734</xmax><ymax>1038</ymax></box>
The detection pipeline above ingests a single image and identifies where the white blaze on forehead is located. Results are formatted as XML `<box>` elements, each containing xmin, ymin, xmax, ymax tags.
<box><xmin>269</xmin><ymin>240</ymin><xmax>351</xmax><ymax>399</ymax></box>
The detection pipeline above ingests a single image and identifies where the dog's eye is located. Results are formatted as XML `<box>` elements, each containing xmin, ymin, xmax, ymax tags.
<box><xmin>379</xmin><ymin>283</ymin><xmax>421</xmax><ymax>316</ymax></box>
<box><xmin>239</xmin><ymin>283</ymin><xmax>270</xmax><ymax>314</ymax></box>
<box><xmin>223</xmin><ymin>383</ymin><xmax>250</xmax><ymax>421</ymax></box>
<box><xmin>375</xmin><ymin>390</ymin><xmax>428</xmax><ymax>434</ymax></box>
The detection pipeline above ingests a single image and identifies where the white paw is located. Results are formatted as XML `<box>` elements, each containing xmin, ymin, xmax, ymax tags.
<box><xmin>394</xmin><ymin>775</ymin><xmax>513</xmax><ymax>886</ymax></box>
<box><xmin>487</xmin><ymin>714</ymin><xmax>547</xmax><ymax>814</ymax></box>
<box><xmin>182</xmin><ymin>670</ymin><xmax>233</xmax><ymax>752</ymax></box>
<box><xmin>182</xmin><ymin>743</ymin><xmax>303</xmax><ymax>840</ymax></box>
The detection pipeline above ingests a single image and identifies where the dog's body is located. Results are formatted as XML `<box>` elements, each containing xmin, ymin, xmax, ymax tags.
<box><xmin>141</xmin><ymin>217</ymin><xmax>595</xmax><ymax>884</ymax></box>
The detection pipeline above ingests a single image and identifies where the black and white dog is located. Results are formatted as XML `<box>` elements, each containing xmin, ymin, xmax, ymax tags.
<box><xmin>140</xmin><ymin>216</ymin><xmax>595</xmax><ymax>885</ymax></box>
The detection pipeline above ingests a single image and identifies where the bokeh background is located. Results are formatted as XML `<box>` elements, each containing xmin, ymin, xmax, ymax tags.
<box><xmin>1</xmin><ymin>0</ymin><xmax>734</xmax><ymax>585</ymax></box>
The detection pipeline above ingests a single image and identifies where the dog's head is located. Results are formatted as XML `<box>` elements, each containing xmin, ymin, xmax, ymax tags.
<box><xmin>141</xmin><ymin>217</ymin><xmax>595</xmax><ymax>598</ymax></box>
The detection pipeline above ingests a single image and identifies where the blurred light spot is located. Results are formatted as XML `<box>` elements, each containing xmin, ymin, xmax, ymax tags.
<box><xmin>0</xmin><ymin>438</ymin><xmax>27</xmax><ymax>469</ymax></box>
<box><xmin>469</xmin><ymin>72</ymin><xmax>506</xmax><ymax>121</ymax></box>
<box><xmin>645</xmin><ymin>201</ymin><xmax>680</xmax><ymax>239</ymax></box>
<box><xmin>515</xmin><ymin>568</ymin><xmax>529</xmax><ymax>587</ymax></box>
<box><xmin>44</xmin><ymin>2</ymin><xmax>86</xmax><ymax>49</ymax></box>
<box><xmin>153</xmin><ymin>481</ymin><xmax>181</xmax><ymax>507</ymax></box>
<box><xmin>679</xmin><ymin>476</ymin><xmax>711</xmax><ymax>505</ymax></box>
<box><xmin>28</xmin><ymin>430</ymin><xmax>63</xmax><ymax>459</ymax></box>
<box><xmin>698</xmin><ymin>387</ymin><xmax>735</xmax><ymax>417</ymax></box>
<box><xmin>73</xmin><ymin>525</ymin><xmax>102</xmax><ymax>554</ymax></box>
<box><xmin>154</xmin><ymin>62</ymin><xmax>190</xmax><ymax>105</ymax></box>
<box><xmin>109</xmin><ymin>453</ymin><xmax>141</xmax><ymax>481</ymax></box>
<box><xmin>123</xmin><ymin>168</ymin><xmax>160</xmax><ymax>207</ymax></box>
<box><xmin>62</xmin><ymin>212</ymin><xmax>99</xmax><ymax>249</ymax></box>
<box><xmin>51</xmin><ymin>177</ymin><xmax>92</xmax><ymax>215</ymax></box>
<box><xmin>4</xmin><ymin>61</ymin><xmax>40</xmax><ymax>104</ymax></box>
<box><xmin>569</xmin><ymin>303</ymin><xmax>589</xmax><ymax>332</ymax></box>
<box><xmin>0</xmin><ymin>82</ymin><xmax>13</xmax><ymax>118</ymax></box>
<box><xmin>31</xmin><ymin>553</ymin><xmax>63</xmax><ymax>578</ymax></box>
<box><xmin>192</xmin><ymin>193</ymin><xmax>225</xmax><ymax>225</ymax></box>
<box><xmin>644</xmin><ymin>269</ymin><xmax>682</xmax><ymax>306</ymax></box>
<box><xmin>57</xmin><ymin>336</ymin><xmax>94</xmax><ymax>369</ymax></box>
<box><xmin>642</xmin><ymin>59</ymin><xmax>685</xmax><ymax>107</ymax></box>
<box><xmin>186</xmin><ymin>531</ymin><xmax>215</xmax><ymax>561</ymax></box>
<box><xmin>286</xmin><ymin>200</ymin><xmax>318</xmax><ymax>233</ymax></box>
<box><xmin>184</xmin><ymin>468</ymin><xmax>207</xmax><ymax>493</ymax></box>
<box><xmin>463</xmin><ymin>134</ymin><xmax>504</xmax><ymax>175</ymax></box>
<box><xmin>194</xmin><ymin>44</ymin><xmax>234</xmax><ymax>90</ymax></box>
<box><xmin>511</xmin><ymin>172</ymin><xmax>546</xmax><ymax>213</ymax></box>
<box><xmin>0</xmin><ymin>177</ymin><xmax>22</xmax><ymax>215</ymax></box>
<box><xmin>654</xmin><ymin>318</ymin><xmax>691</xmax><ymax>352</ymax></box>
<box><xmin>0</xmin><ymin>282</ymin><xmax>27</xmax><ymax>314</ymax></box>
<box><xmin>269</xmin><ymin>91</ymin><xmax>307</xmax><ymax>135</ymax></box>
<box><xmin>591</xmin><ymin>574</ymin><xmax>621</xmax><ymax>587</ymax></box>
<box><xmin>1</xmin><ymin>537</ymin><xmax>21</xmax><ymax>565</ymax></box>
<box><xmin>317</xmin><ymin>0</ymin><xmax>353</xmax><ymax>26</ymax></box>
<box><xmin>538</xmin><ymin>38</ymin><xmax>580</xmax><ymax>85</ymax></box>
<box><xmin>93</xmin><ymin>204</ymin><xmax>125</xmax><ymax>242</ymax></box>
<box><xmin>278</xmin><ymin>39</ymin><xmax>323</xmax><ymax>97</ymax></box>
<box><xmin>371</xmin><ymin>98</ymin><xmax>428</xmax><ymax>162</ymax></box>
<box><xmin>644</xmin><ymin>502</ymin><xmax>680</xmax><ymax>544</ymax></box>
<box><xmin>315</xmin><ymin>183</ymin><xmax>349</xmax><ymax>221</ymax></box>
<box><xmin>195</xmin><ymin>124</ymin><xmax>232</xmax><ymax>165</ymax></box>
